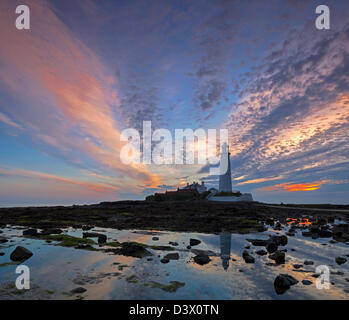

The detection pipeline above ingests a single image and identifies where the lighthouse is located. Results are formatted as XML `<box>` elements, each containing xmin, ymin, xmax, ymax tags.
<box><xmin>218</xmin><ymin>142</ymin><xmax>232</xmax><ymax>193</ymax></box>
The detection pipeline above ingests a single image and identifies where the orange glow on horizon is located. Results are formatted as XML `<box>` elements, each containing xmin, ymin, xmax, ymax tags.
<box><xmin>261</xmin><ymin>180</ymin><xmax>328</xmax><ymax>192</ymax></box>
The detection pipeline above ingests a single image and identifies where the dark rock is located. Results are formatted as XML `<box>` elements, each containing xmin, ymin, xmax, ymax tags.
<box><xmin>269</xmin><ymin>251</ymin><xmax>285</xmax><ymax>264</ymax></box>
<box><xmin>71</xmin><ymin>287</ymin><xmax>87</xmax><ymax>294</ymax></box>
<box><xmin>248</xmin><ymin>239</ymin><xmax>269</xmax><ymax>246</ymax></box>
<box><xmin>0</xmin><ymin>252</ymin><xmax>4</xmax><ymax>256</ymax></box>
<box><xmin>0</xmin><ymin>236</ymin><xmax>8</xmax><ymax>243</ymax></box>
<box><xmin>310</xmin><ymin>225</ymin><xmax>320</xmax><ymax>233</ymax></box>
<box><xmin>270</xmin><ymin>235</ymin><xmax>288</xmax><ymax>246</ymax></box>
<box><xmin>335</xmin><ymin>257</ymin><xmax>347</xmax><ymax>265</ymax></box>
<box><xmin>152</xmin><ymin>237</ymin><xmax>159</xmax><ymax>241</ymax></box>
<box><xmin>164</xmin><ymin>253</ymin><xmax>179</xmax><ymax>260</ymax></box>
<box><xmin>256</xmin><ymin>250</ymin><xmax>267</xmax><ymax>256</ymax></box>
<box><xmin>245</xmin><ymin>245</ymin><xmax>251</xmax><ymax>249</ymax></box>
<box><xmin>274</xmin><ymin>222</ymin><xmax>282</xmax><ymax>230</ymax></box>
<box><xmin>160</xmin><ymin>258</ymin><xmax>170</xmax><ymax>264</ymax></box>
<box><xmin>293</xmin><ymin>264</ymin><xmax>303</xmax><ymax>269</ymax></box>
<box><xmin>112</xmin><ymin>242</ymin><xmax>152</xmax><ymax>258</ymax></box>
<box><xmin>266</xmin><ymin>242</ymin><xmax>278</xmax><ymax>253</ymax></box>
<box><xmin>193</xmin><ymin>253</ymin><xmax>211</xmax><ymax>265</ymax></box>
<box><xmin>244</xmin><ymin>255</ymin><xmax>255</xmax><ymax>263</ymax></box>
<box><xmin>82</xmin><ymin>225</ymin><xmax>93</xmax><ymax>231</ymax></box>
<box><xmin>189</xmin><ymin>239</ymin><xmax>201</xmax><ymax>246</ymax></box>
<box><xmin>274</xmin><ymin>274</ymin><xmax>299</xmax><ymax>294</ymax></box>
<box><xmin>186</xmin><ymin>245</ymin><xmax>191</xmax><ymax>250</ymax></box>
<box><xmin>40</xmin><ymin>228</ymin><xmax>63</xmax><ymax>235</ymax></box>
<box><xmin>302</xmin><ymin>231</ymin><xmax>312</xmax><ymax>237</ymax></box>
<box><xmin>23</xmin><ymin>228</ymin><xmax>38</xmax><ymax>236</ymax></box>
<box><xmin>242</xmin><ymin>250</ymin><xmax>249</xmax><ymax>259</ymax></box>
<box><xmin>10</xmin><ymin>246</ymin><xmax>33</xmax><ymax>261</ymax></box>
<box><xmin>83</xmin><ymin>232</ymin><xmax>101</xmax><ymax>238</ymax></box>
<box><xmin>147</xmin><ymin>258</ymin><xmax>153</xmax><ymax>261</ymax></box>
<box><xmin>83</xmin><ymin>232</ymin><xmax>106</xmax><ymax>243</ymax></box>
<box><xmin>302</xmin><ymin>280</ymin><xmax>312</xmax><ymax>285</ymax></box>
<box><xmin>312</xmin><ymin>273</ymin><xmax>320</xmax><ymax>278</ymax></box>
<box><xmin>242</xmin><ymin>250</ymin><xmax>255</xmax><ymax>263</ymax></box>
<box><xmin>169</xmin><ymin>241</ymin><xmax>178</xmax><ymax>246</ymax></box>
<box><xmin>304</xmin><ymin>260</ymin><xmax>314</xmax><ymax>265</ymax></box>
<box><xmin>318</xmin><ymin>229</ymin><xmax>332</xmax><ymax>238</ymax></box>
<box><xmin>98</xmin><ymin>235</ymin><xmax>107</xmax><ymax>244</ymax></box>
<box><xmin>72</xmin><ymin>224</ymin><xmax>82</xmax><ymax>229</ymax></box>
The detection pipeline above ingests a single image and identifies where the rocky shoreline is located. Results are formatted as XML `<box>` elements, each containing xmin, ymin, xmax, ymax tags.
<box><xmin>0</xmin><ymin>201</ymin><xmax>348</xmax><ymax>234</ymax></box>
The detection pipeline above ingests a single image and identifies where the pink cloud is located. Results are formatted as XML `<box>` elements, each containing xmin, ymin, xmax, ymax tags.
<box><xmin>0</xmin><ymin>0</ymin><xmax>162</xmax><ymax>190</ymax></box>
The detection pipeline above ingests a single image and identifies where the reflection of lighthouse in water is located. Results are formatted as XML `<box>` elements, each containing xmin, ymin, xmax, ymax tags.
<box><xmin>220</xmin><ymin>232</ymin><xmax>232</xmax><ymax>270</ymax></box>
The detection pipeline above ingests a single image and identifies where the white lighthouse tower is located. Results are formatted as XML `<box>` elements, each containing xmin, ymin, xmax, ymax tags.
<box><xmin>218</xmin><ymin>142</ymin><xmax>232</xmax><ymax>193</ymax></box>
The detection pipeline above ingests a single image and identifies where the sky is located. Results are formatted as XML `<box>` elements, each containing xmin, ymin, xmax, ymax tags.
<box><xmin>0</xmin><ymin>0</ymin><xmax>348</xmax><ymax>206</ymax></box>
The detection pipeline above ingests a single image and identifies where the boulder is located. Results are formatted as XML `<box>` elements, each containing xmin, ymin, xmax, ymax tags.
<box><xmin>302</xmin><ymin>280</ymin><xmax>312</xmax><ymax>285</ymax></box>
<box><xmin>274</xmin><ymin>274</ymin><xmax>299</xmax><ymax>294</ymax></box>
<box><xmin>40</xmin><ymin>228</ymin><xmax>63</xmax><ymax>235</ymax></box>
<box><xmin>304</xmin><ymin>260</ymin><xmax>314</xmax><ymax>265</ymax></box>
<box><xmin>10</xmin><ymin>246</ymin><xmax>33</xmax><ymax>262</ymax></box>
<box><xmin>71</xmin><ymin>287</ymin><xmax>87</xmax><ymax>294</ymax></box>
<box><xmin>112</xmin><ymin>242</ymin><xmax>152</xmax><ymax>258</ymax></box>
<box><xmin>335</xmin><ymin>257</ymin><xmax>347</xmax><ymax>265</ymax></box>
<box><xmin>164</xmin><ymin>253</ymin><xmax>179</xmax><ymax>260</ymax></box>
<box><xmin>152</xmin><ymin>237</ymin><xmax>159</xmax><ymax>241</ymax></box>
<box><xmin>193</xmin><ymin>253</ymin><xmax>211</xmax><ymax>265</ymax></box>
<box><xmin>256</xmin><ymin>249</ymin><xmax>267</xmax><ymax>256</ymax></box>
<box><xmin>160</xmin><ymin>258</ymin><xmax>170</xmax><ymax>264</ymax></box>
<box><xmin>82</xmin><ymin>225</ymin><xmax>93</xmax><ymax>231</ymax></box>
<box><xmin>266</xmin><ymin>242</ymin><xmax>278</xmax><ymax>253</ymax></box>
<box><xmin>248</xmin><ymin>239</ymin><xmax>269</xmax><ymax>246</ymax></box>
<box><xmin>189</xmin><ymin>239</ymin><xmax>201</xmax><ymax>246</ymax></box>
<box><xmin>242</xmin><ymin>250</ymin><xmax>255</xmax><ymax>263</ymax></box>
<box><xmin>269</xmin><ymin>251</ymin><xmax>285</xmax><ymax>264</ymax></box>
<box><xmin>270</xmin><ymin>235</ymin><xmax>288</xmax><ymax>246</ymax></box>
<box><xmin>97</xmin><ymin>234</ymin><xmax>107</xmax><ymax>244</ymax></box>
<box><xmin>169</xmin><ymin>241</ymin><xmax>178</xmax><ymax>246</ymax></box>
<box><xmin>83</xmin><ymin>232</ymin><xmax>106</xmax><ymax>243</ymax></box>
<box><xmin>23</xmin><ymin>228</ymin><xmax>38</xmax><ymax>236</ymax></box>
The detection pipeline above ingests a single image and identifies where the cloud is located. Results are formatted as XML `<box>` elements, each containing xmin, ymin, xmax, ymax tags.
<box><xmin>236</xmin><ymin>175</ymin><xmax>284</xmax><ymax>186</ymax></box>
<box><xmin>260</xmin><ymin>180</ymin><xmax>329</xmax><ymax>192</ymax></box>
<box><xmin>0</xmin><ymin>112</ymin><xmax>22</xmax><ymax>129</ymax></box>
<box><xmin>0</xmin><ymin>166</ymin><xmax>119</xmax><ymax>194</ymax></box>
<box><xmin>223</xmin><ymin>23</ymin><xmax>349</xmax><ymax>192</ymax></box>
<box><xmin>0</xmin><ymin>0</ymin><xmax>161</xmax><ymax>190</ymax></box>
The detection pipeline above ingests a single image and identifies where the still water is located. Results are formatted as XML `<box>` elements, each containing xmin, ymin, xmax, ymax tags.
<box><xmin>0</xmin><ymin>224</ymin><xmax>348</xmax><ymax>299</ymax></box>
